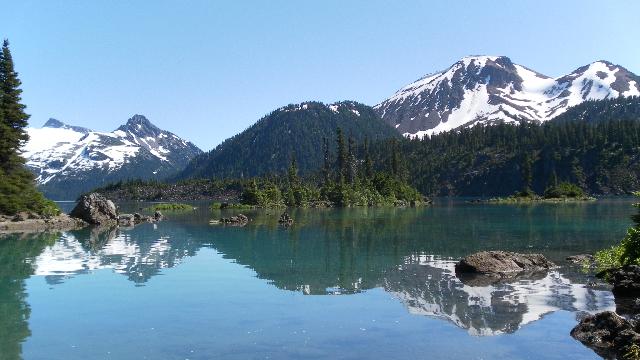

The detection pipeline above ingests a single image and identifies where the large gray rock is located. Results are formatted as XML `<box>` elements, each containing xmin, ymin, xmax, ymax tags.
<box><xmin>609</xmin><ymin>265</ymin><xmax>640</xmax><ymax>297</ymax></box>
<box><xmin>570</xmin><ymin>311</ymin><xmax>640</xmax><ymax>359</ymax></box>
<box><xmin>455</xmin><ymin>251</ymin><xmax>555</xmax><ymax>275</ymax></box>
<box><xmin>70</xmin><ymin>193</ymin><xmax>118</xmax><ymax>225</ymax></box>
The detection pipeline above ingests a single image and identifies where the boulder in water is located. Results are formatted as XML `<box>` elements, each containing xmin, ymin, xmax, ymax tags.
<box><xmin>216</xmin><ymin>213</ymin><xmax>249</xmax><ymax>226</ymax></box>
<box><xmin>455</xmin><ymin>251</ymin><xmax>555</xmax><ymax>275</ymax></box>
<box><xmin>566</xmin><ymin>254</ymin><xmax>594</xmax><ymax>264</ymax></box>
<box><xmin>278</xmin><ymin>212</ymin><xmax>293</xmax><ymax>226</ymax></box>
<box><xmin>608</xmin><ymin>265</ymin><xmax>640</xmax><ymax>297</ymax></box>
<box><xmin>70</xmin><ymin>193</ymin><xmax>118</xmax><ymax>225</ymax></box>
<box><xmin>570</xmin><ymin>311</ymin><xmax>640</xmax><ymax>359</ymax></box>
<box><xmin>118</xmin><ymin>214</ymin><xmax>136</xmax><ymax>227</ymax></box>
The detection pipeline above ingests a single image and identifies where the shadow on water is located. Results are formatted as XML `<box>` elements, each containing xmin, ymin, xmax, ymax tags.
<box><xmin>0</xmin><ymin>198</ymin><xmax>635</xmax><ymax>358</ymax></box>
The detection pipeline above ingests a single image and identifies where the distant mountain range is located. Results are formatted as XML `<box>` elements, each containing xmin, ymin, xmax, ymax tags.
<box><xmin>23</xmin><ymin>115</ymin><xmax>201</xmax><ymax>199</ymax></box>
<box><xmin>375</xmin><ymin>56</ymin><xmax>640</xmax><ymax>137</ymax></box>
<box><xmin>23</xmin><ymin>56</ymin><xmax>640</xmax><ymax>198</ymax></box>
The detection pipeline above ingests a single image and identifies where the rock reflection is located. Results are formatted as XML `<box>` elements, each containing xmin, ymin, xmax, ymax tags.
<box><xmin>384</xmin><ymin>255</ymin><xmax>614</xmax><ymax>335</ymax></box>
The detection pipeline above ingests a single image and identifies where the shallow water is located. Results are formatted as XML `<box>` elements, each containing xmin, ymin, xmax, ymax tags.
<box><xmin>0</xmin><ymin>198</ymin><xmax>635</xmax><ymax>359</ymax></box>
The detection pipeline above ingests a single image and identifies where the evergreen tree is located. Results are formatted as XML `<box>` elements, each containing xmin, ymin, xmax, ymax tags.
<box><xmin>521</xmin><ymin>152</ymin><xmax>533</xmax><ymax>194</ymax></box>
<box><xmin>363</xmin><ymin>136</ymin><xmax>373</xmax><ymax>180</ymax></box>
<box><xmin>0</xmin><ymin>39</ymin><xmax>29</xmax><ymax>170</ymax></box>
<box><xmin>390</xmin><ymin>138</ymin><xmax>402</xmax><ymax>179</ymax></box>
<box><xmin>335</xmin><ymin>127</ymin><xmax>347</xmax><ymax>183</ymax></box>
<box><xmin>322</xmin><ymin>137</ymin><xmax>331</xmax><ymax>184</ymax></box>
<box><xmin>347</xmin><ymin>136</ymin><xmax>356</xmax><ymax>184</ymax></box>
<box><xmin>0</xmin><ymin>39</ymin><xmax>58</xmax><ymax>216</ymax></box>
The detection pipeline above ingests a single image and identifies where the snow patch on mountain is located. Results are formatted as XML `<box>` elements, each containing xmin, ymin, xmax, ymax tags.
<box><xmin>22</xmin><ymin>116</ymin><xmax>202</xmax><ymax>199</ymax></box>
<box><xmin>375</xmin><ymin>56</ymin><xmax>640</xmax><ymax>138</ymax></box>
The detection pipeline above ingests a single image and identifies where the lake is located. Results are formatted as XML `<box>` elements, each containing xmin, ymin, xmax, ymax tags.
<box><xmin>0</xmin><ymin>198</ymin><xmax>635</xmax><ymax>359</ymax></box>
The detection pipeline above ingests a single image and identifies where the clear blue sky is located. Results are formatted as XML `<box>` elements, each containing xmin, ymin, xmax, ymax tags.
<box><xmin>3</xmin><ymin>0</ymin><xmax>639</xmax><ymax>150</ymax></box>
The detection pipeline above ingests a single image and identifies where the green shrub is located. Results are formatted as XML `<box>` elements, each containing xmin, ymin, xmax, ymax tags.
<box><xmin>211</xmin><ymin>202</ymin><xmax>254</xmax><ymax>210</ymax></box>
<box><xmin>544</xmin><ymin>182</ymin><xmax>585</xmax><ymax>199</ymax></box>
<box><xmin>595</xmin><ymin>197</ymin><xmax>640</xmax><ymax>270</ymax></box>
<box><xmin>146</xmin><ymin>203</ymin><xmax>194</xmax><ymax>211</ymax></box>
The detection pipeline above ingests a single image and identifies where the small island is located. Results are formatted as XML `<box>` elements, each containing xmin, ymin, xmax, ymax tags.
<box><xmin>475</xmin><ymin>182</ymin><xmax>596</xmax><ymax>204</ymax></box>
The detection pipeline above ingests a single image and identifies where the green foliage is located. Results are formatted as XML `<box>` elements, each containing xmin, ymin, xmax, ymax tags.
<box><xmin>0</xmin><ymin>39</ymin><xmax>60</xmax><ymax>216</ymax></box>
<box><xmin>544</xmin><ymin>182</ymin><xmax>585</xmax><ymax>199</ymax></box>
<box><xmin>146</xmin><ymin>203</ymin><xmax>194</xmax><ymax>211</ymax></box>
<box><xmin>177</xmin><ymin>101</ymin><xmax>399</xmax><ymax>180</ymax></box>
<box><xmin>211</xmin><ymin>202</ymin><xmax>254</xmax><ymax>210</ymax></box>
<box><xmin>241</xmin><ymin>179</ymin><xmax>284</xmax><ymax>208</ymax></box>
<box><xmin>625</xmin><ymin>343</ymin><xmax>640</xmax><ymax>360</ymax></box>
<box><xmin>595</xmin><ymin>192</ymin><xmax>640</xmax><ymax>270</ymax></box>
<box><xmin>368</xmin><ymin>97</ymin><xmax>640</xmax><ymax>196</ymax></box>
<box><xmin>229</xmin><ymin>128</ymin><xmax>424</xmax><ymax>208</ymax></box>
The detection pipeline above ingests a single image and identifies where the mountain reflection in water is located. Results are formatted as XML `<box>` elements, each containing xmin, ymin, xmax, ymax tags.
<box><xmin>0</xmin><ymin>200</ymin><xmax>634</xmax><ymax>359</ymax></box>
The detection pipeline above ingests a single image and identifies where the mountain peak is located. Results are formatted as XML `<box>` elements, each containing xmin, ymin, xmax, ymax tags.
<box><xmin>375</xmin><ymin>56</ymin><xmax>640</xmax><ymax>138</ymax></box>
<box><xmin>43</xmin><ymin>118</ymin><xmax>66</xmax><ymax>128</ymax></box>
<box><xmin>126</xmin><ymin>114</ymin><xmax>152</xmax><ymax>126</ymax></box>
<box><xmin>118</xmin><ymin>114</ymin><xmax>162</xmax><ymax>136</ymax></box>
<box><xmin>42</xmin><ymin>118</ymin><xmax>91</xmax><ymax>133</ymax></box>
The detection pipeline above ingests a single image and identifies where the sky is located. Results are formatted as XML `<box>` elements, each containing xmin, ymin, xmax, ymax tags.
<box><xmin>2</xmin><ymin>0</ymin><xmax>639</xmax><ymax>150</ymax></box>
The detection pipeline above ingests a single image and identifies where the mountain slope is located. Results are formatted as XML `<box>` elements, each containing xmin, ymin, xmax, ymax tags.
<box><xmin>368</xmin><ymin>98</ymin><xmax>640</xmax><ymax>196</ymax></box>
<box><xmin>375</xmin><ymin>56</ymin><xmax>640</xmax><ymax>137</ymax></box>
<box><xmin>550</xmin><ymin>96</ymin><xmax>640</xmax><ymax>124</ymax></box>
<box><xmin>23</xmin><ymin>115</ymin><xmax>202</xmax><ymax>199</ymax></box>
<box><xmin>178</xmin><ymin>101</ymin><xmax>399</xmax><ymax>179</ymax></box>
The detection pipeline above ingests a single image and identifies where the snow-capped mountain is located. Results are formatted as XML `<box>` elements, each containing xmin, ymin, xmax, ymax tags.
<box><xmin>23</xmin><ymin>115</ymin><xmax>202</xmax><ymax>199</ymax></box>
<box><xmin>375</xmin><ymin>56</ymin><xmax>640</xmax><ymax>138</ymax></box>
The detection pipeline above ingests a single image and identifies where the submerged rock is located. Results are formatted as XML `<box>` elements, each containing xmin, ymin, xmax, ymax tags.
<box><xmin>455</xmin><ymin>251</ymin><xmax>555</xmax><ymax>275</ymax></box>
<box><xmin>70</xmin><ymin>193</ymin><xmax>118</xmax><ymax>225</ymax></box>
<box><xmin>118</xmin><ymin>214</ymin><xmax>136</xmax><ymax>227</ymax></box>
<box><xmin>213</xmin><ymin>213</ymin><xmax>249</xmax><ymax>226</ymax></box>
<box><xmin>567</xmin><ymin>254</ymin><xmax>594</xmax><ymax>264</ymax></box>
<box><xmin>570</xmin><ymin>311</ymin><xmax>640</xmax><ymax>359</ymax></box>
<box><xmin>278</xmin><ymin>212</ymin><xmax>294</xmax><ymax>226</ymax></box>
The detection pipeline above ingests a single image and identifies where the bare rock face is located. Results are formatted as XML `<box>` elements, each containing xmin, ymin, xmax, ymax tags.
<box><xmin>570</xmin><ymin>311</ymin><xmax>640</xmax><ymax>359</ymax></box>
<box><xmin>70</xmin><ymin>193</ymin><xmax>118</xmax><ymax>225</ymax></box>
<box><xmin>455</xmin><ymin>251</ymin><xmax>555</xmax><ymax>275</ymax></box>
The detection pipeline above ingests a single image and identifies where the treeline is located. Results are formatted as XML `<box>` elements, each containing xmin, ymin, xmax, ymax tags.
<box><xmin>368</xmin><ymin>100</ymin><xmax>640</xmax><ymax>196</ymax></box>
<box><xmin>239</xmin><ymin>127</ymin><xmax>424</xmax><ymax>207</ymax></box>
<box><xmin>0</xmin><ymin>40</ymin><xmax>58</xmax><ymax>215</ymax></box>
<box><xmin>177</xmin><ymin>101</ymin><xmax>399</xmax><ymax>180</ymax></box>
<box><xmin>552</xmin><ymin>96</ymin><xmax>640</xmax><ymax>124</ymax></box>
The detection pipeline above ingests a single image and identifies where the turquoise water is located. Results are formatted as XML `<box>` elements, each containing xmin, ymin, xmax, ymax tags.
<box><xmin>0</xmin><ymin>198</ymin><xmax>635</xmax><ymax>359</ymax></box>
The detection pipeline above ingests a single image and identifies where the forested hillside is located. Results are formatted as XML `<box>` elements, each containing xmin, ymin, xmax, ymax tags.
<box><xmin>177</xmin><ymin>101</ymin><xmax>399</xmax><ymax>179</ymax></box>
<box><xmin>368</xmin><ymin>109</ymin><xmax>640</xmax><ymax>196</ymax></box>
<box><xmin>551</xmin><ymin>96</ymin><xmax>640</xmax><ymax>124</ymax></box>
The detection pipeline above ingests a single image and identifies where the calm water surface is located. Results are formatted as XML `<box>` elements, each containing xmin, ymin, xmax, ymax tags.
<box><xmin>0</xmin><ymin>198</ymin><xmax>636</xmax><ymax>359</ymax></box>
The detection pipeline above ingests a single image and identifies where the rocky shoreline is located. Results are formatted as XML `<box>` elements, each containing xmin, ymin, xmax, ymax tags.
<box><xmin>0</xmin><ymin>193</ymin><xmax>163</xmax><ymax>235</ymax></box>
<box><xmin>570</xmin><ymin>265</ymin><xmax>640</xmax><ymax>359</ymax></box>
<box><xmin>0</xmin><ymin>213</ymin><xmax>87</xmax><ymax>233</ymax></box>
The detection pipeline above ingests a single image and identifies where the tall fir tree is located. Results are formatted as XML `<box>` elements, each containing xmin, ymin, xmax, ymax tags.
<box><xmin>335</xmin><ymin>127</ymin><xmax>347</xmax><ymax>183</ymax></box>
<box><xmin>322</xmin><ymin>137</ymin><xmax>331</xmax><ymax>184</ymax></box>
<box><xmin>363</xmin><ymin>136</ymin><xmax>373</xmax><ymax>181</ymax></box>
<box><xmin>0</xmin><ymin>39</ymin><xmax>58</xmax><ymax>215</ymax></box>
<box><xmin>347</xmin><ymin>136</ymin><xmax>356</xmax><ymax>185</ymax></box>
